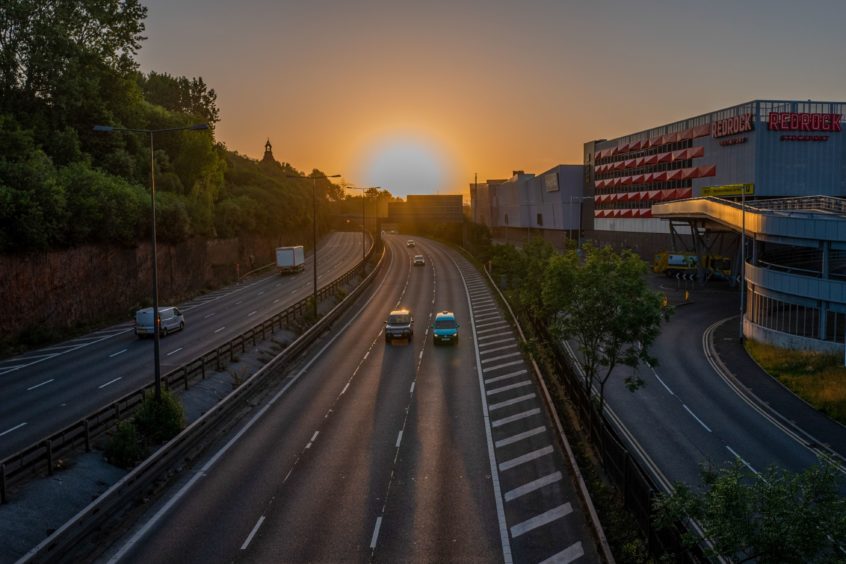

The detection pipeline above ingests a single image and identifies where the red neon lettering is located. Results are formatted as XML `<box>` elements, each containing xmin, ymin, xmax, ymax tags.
<box><xmin>811</xmin><ymin>114</ymin><xmax>821</xmax><ymax>129</ymax></box>
<box><xmin>835</xmin><ymin>115</ymin><xmax>842</xmax><ymax>132</ymax></box>
<box><xmin>781</xmin><ymin>113</ymin><xmax>791</xmax><ymax>129</ymax></box>
<box><xmin>790</xmin><ymin>113</ymin><xmax>799</xmax><ymax>129</ymax></box>
<box><xmin>800</xmin><ymin>113</ymin><xmax>810</xmax><ymax>131</ymax></box>
<box><xmin>823</xmin><ymin>114</ymin><xmax>832</xmax><ymax>131</ymax></box>
<box><xmin>769</xmin><ymin>112</ymin><xmax>779</xmax><ymax>130</ymax></box>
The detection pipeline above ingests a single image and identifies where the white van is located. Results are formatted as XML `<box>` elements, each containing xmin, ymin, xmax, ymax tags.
<box><xmin>134</xmin><ymin>306</ymin><xmax>185</xmax><ymax>338</ymax></box>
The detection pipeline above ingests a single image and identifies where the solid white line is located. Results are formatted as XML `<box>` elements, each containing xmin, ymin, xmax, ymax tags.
<box><xmin>482</xmin><ymin>351</ymin><xmax>522</xmax><ymax>364</ymax></box>
<box><xmin>109</xmin><ymin>349</ymin><xmax>127</xmax><ymax>358</ymax></box>
<box><xmin>510</xmin><ymin>503</ymin><xmax>573</xmax><ymax>537</ymax></box>
<box><xmin>538</xmin><ymin>541</ymin><xmax>585</xmax><ymax>564</ymax></box>
<box><xmin>27</xmin><ymin>379</ymin><xmax>54</xmax><ymax>391</ymax></box>
<box><xmin>653</xmin><ymin>369</ymin><xmax>675</xmax><ymax>395</ymax></box>
<box><xmin>240</xmin><ymin>515</ymin><xmax>266</xmax><ymax>550</ymax></box>
<box><xmin>482</xmin><ymin>360</ymin><xmax>524</xmax><ymax>373</ymax></box>
<box><xmin>487</xmin><ymin>380</ymin><xmax>533</xmax><ymax>396</ymax></box>
<box><xmin>166</xmin><ymin>347</ymin><xmax>183</xmax><ymax>357</ymax></box>
<box><xmin>485</xmin><ymin>370</ymin><xmax>528</xmax><ymax>385</ymax></box>
<box><xmin>504</xmin><ymin>471</ymin><xmax>563</xmax><ymax>502</ymax></box>
<box><xmin>480</xmin><ymin>344</ymin><xmax>519</xmax><ymax>355</ymax></box>
<box><xmin>491</xmin><ymin>408</ymin><xmax>541</xmax><ymax>428</ymax></box>
<box><xmin>499</xmin><ymin>445</ymin><xmax>554</xmax><ymax>471</ymax></box>
<box><xmin>396</xmin><ymin>430</ymin><xmax>403</xmax><ymax>448</ymax></box>
<box><xmin>0</xmin><ymin>422</ymin><xmax>27</xmax><ymax>437</ymax></box>
<box><xmin>495</xmin><ymin>426</ymin><xmax>546</xmax><ymax>448</ymax></box>
<box><xmin>99</xmin><ymin>377</ymin><xmax>122</xmax><ymax>389</ymax></box>
<box><xmin>369</xmin><ymin>516</ymin><xmax>383</xmax><ymax>549</ymax></box>
<box><xmin>726</xmin><ymin>445</ymin><xmax>760</xmax><ymax>476</ymax></box>
<box><xmin>488</xmin><ymin>393</ymin><xmax>536</xmax><ymax>411</ymax></box>
<box><xmin>479</xmin><ymin>338</ymin><xmax>516</xmax><ymax>349</ymax></box>
<box><xmin>683</xmin><ymin>404</ymin><xmax>712</xmax><ymax>432</ymax></box>
<box><xmin>214</xmin><ymin>326</ymin><xmax>225</xmax><ymax>333</ymax></box>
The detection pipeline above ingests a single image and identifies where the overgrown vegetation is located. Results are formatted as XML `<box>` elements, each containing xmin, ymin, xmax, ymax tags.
<box><xmin>105</xmin><ymin>390</ymin><xmax>185</xmax><ymax>468</ymax></box>
<box><xmin>745</xmin><ymin>339</ymin><xmax>846</xmax><ymax>424</ymax></box>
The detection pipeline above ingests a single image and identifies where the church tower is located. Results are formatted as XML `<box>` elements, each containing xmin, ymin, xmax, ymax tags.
<box><xmin>261</xmin><ymin>138</ymin><xmax>276</xmax><ymax>163</ymax></box>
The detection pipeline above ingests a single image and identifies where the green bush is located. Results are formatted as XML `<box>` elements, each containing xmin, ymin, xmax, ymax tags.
<box><xmin>134</xmin><ymin>389</ymin><xmax>185</xmax><ymax>444</ymax></box>
<box><xmin>105</xmin><ymin>420</ymin><xmax>145</xmax><ymax>468</ymax></box>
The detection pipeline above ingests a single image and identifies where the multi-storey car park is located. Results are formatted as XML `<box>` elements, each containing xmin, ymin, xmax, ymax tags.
<box><xmin>471</xmin><ymin>100</ymin><xmax>846</xmax><ymax>352</ymax></box>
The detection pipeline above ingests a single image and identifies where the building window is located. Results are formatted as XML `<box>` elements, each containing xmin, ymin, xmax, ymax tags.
<box><xmin>537</xmin><ymin>213</ymin><xmax>543</xmax><ymax>226</ymax></box>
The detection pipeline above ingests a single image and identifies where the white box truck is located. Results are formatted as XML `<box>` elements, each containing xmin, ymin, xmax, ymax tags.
<box><xmin>276</xmin><ymin>245</ymin><xmax>305</xmax><ymax>274</ymax></box>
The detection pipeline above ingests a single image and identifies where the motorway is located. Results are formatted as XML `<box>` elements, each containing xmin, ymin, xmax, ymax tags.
<box><xmin>99</xmin><ymin>235</ymin><xmax>596</xmax><ymax>563</ymax></box>
<box><xmin>0</xmin><ymin>232</ymin><xmax>364</xmax><ymax>459</ymax></box>
<box><xmin>594</xmin><ymin>279</ymin><xmax>837</xmax><ymax>491</ymax></box>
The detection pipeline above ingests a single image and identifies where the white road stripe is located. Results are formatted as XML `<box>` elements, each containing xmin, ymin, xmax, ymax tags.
<box><xmin>538</xmin><ymin>541</ymin><xmax>585</xmax><ymax>564</ymax></box>
<box><xmin>487</xmin><ymin>380</ymin><xmax>533</xmax><ymax>396</ymax></box>
<box><xmin>396</xmin><ymin>430</ymin><xmax>403</xmax><ymax>447</ymax></box>
<box><xmin>510</xmin><ymin>503</ymin><xmax>573</xmax><ymax>537</ymax></box>
<box><xmin>482</xmin><ymin>352</ymin><xmax>522</xmax><ymax>364</ymax></box>
<box><xmin>504</xmin><ymin>471</ymin><xmax>563</xmax><ymax>501</ymax></box>
<box><xmin>726</xmin><ymin>445</ymin><xmax>760</xmax><ymax>476</ymax></box>
<box><xmin>495</xmin><ymin>426</ymin><xmax>546</xmax><ymax>448</ymax></box>
<box><xmin>485</xmin><ymin>370</ymin><xmax>527</xmax><ymax>385</ymax></box>
<box><xmin>0</xmin><ymin>422</ymin><xmax>27</xmax><ymax>437</ymax></box>
<box><xmin>310</xmin><ymin>431</ymin><xmax>319</xmax><ymax>442</ymax></box>
<box><xmin>370</xmin><ymin>516</ymin><xmax>383</xmax><ymax>549</ymax></box>
<box><xmin>99</xmin><ymin>377</ymin><xmax>122</xmax><ymax>389</ymax></box>
<box><xmin>109</xmin><ymin>349</ymin><xmax>127</xmax><ymax>358</ymax></box>
<box><xmin>480</xmin><ymin>344</ymin><xmax>519</xmax><ymax>355</ymax></box>
<box><xmin>491</xmin><ymin>408</ymin><xmax>541</xmax><ymax>428</ymax></box>
<box><xmin>475</xmin><ymin>313</ymin><xmax>501</xmax><ymax>321</ymax></box>
<box><xmin>248</xmin><ymin>310</ymin><xmax>257</xmax><ymax>317</ymax></box>
<box><xmin>214</xmin><ymin>326</ymin><xmax>225</xmax><ymax>333</ymax></box>
<box><xmin>409</xmin><ymin>382</ymin><xmax>415</xmax><ymax>394</ymax></box>
<box><xmin>488</xmin><ymin>393</ymin><xmax>536</xmax><ymax>411</ymax></box>
<box><xmin>683</xmin><ymin>404</ymin><xmax>712</xmax><ymax>432</ymax></box>
<box><xmin>27</xmin><ymin>379</ymin><xmax>54</xmax><ymax>391</ymax></box>
<box><xmin>204</xmin><ymin>313</ymin><xmax>216</xmax><ymax>319</ymax></box>
<box><xmin>476</xmin><ymin>320</ymin><xmax>509</xmax><ymax>330</ymax></box>
<box><xmin>166</xmin><ymin>347</ymin><xmax>183</xmax><ymax>357</ymax></box>
<box><xmin>653</xmin><ymin>370</ymin><xmax>675</xmax><ymax>395</ymax></box>
<box><xmin>341</xmin><ymin>382</ymin><xmax>350</xmax><ymax>395</ymax></box>
<box><xmin>479</xmin><ymin>338</ymin><xmax>516</xmax><ymax>348</ymax></box>
<box><xmin>240</xmin><ymin>515</ymin><xmax>266</xmax><ymax>550</ymax></box>
<box><xmin>479</xmin><ymin>331</ymin><xmax>513</xmax><ymax>341</ymax></box>
<box><xmin>482</xmin><ymin>360</ymin><xmax>524</xmax><ymax>373</ymax></box>
<box><xmin>499</xmin><ymin>445</ymin><xmax>554</xmax><ymax>471</ymax></box>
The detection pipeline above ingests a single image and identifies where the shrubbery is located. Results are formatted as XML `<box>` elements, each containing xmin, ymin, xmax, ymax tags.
<box><xmin>105</xmin><ymin>389</ymin><xmax>185</xmax><ymax>468</ymax></box>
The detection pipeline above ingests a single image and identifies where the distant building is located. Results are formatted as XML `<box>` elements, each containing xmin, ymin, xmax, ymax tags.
<box><xmin>261</xmin><ymin>139</ymin><xmax>276</xmax><ymax>164</ymax></box>
<box><xmin>387</xmin><ymin>195</ymin><xmax>464</xmax><ymax>225</ymax></box>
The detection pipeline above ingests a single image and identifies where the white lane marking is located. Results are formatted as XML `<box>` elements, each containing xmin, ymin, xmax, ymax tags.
<box><xmin>340</xmin><ymin>382</ymin><xmax>350</xmax><ymax>395</ymax></box>
<box><xmin>485</xmin><ymin>370</ymin><xmax>528</xmax><ymax>385</ymax></box>
<box><xmin>108</xmin><ymin>349</ymin><xmax>127</xmax><ymax>358</ymax></box>
<box><xmin>418</xmin><ymin>351</ymin><xmax>423</xmax><ymax>360</ymax></box>
<box><xmin>480</xmin><ymin>344</ymin><xmax>519</xmax><ymax>355</ymax></box>
<box><xmin>273</xmin><ymin>299</ymin><xmax>279</xmax><ymax>304</ymax></box>
<box><xmin>510</xmin><ymin>503</ymin><xmax>573</xmax><ymax>537</ymax></box>
<box><xmin>248</xmin><ymin>310</ymin><xmax>257</xmax><ymax>317</ymax></box>
<box><xmin>258</xmin><ymin>291</ymin><xmax>265</xmax><ymax>296</ymax></box>
<box><xmin>363</xmin><ymin>351</ymin><xmax>369</xmax><ymax>360</ymax></box>
<box><xmin>479</xmin><ymin>330</ymin><xmax>513</xmax><ymax>341</ymax></box>
<box><xmin>488</xmin><ymin>394</ymin><xmax>536</xmax><ymax>412</ymax></box>
<box><xmin>369</xmin><ymin>516</ymin><xmax>383</xmax><ymax>549</ymax></box>
<box><xmin>98</xmin><ymin>377</ymin><xmax>122</xmax><ymax>389</ymax></box>
<box><xmin>214</xmin><ymin>326</ymin><xmax>225</xmax><ymax>334</ymax></box>
<box><xmin>481</xmin><ymin>352</ymin><xmax>522</xmax><ymax>364</ymax></box>
<box><xmin>683</xmin><ymin>404</ymin><xmax>712</xmax><ymax>432</ymax></box>
<box><xmin>487</xmin><ymin>380</ymin><xmax>533</xmax><ymax>396</ymax></box>
<box><xmin>495</xmin><ymin>426</ymin><xmax>546</xmax><ymax>448</ymax></box>
<box><xmin>0</xmin><ymin>365</ymin><xmax>25</xmax><ymax>375</ymax></box>
<box><xmin>396</xmin><ymin>430</ymin><xmax>403</xmax><ymax>448</ymax></box>
<box><xmin>409</xmin><ymin>382</ymin><xmax>415</xmax><ymax>394</ymax></box>
<box><xmin>491</xmin><ymin>408</ymin><xmax>541</xmax><ymax>428</ymax></box>
<box><xmin>235</xmin><ymin>300</ymin><xmax>242</xmax><ymax>305</ymax></box>
<box><xmin>473</xmin><ymin>306</ymin><xmax>498</xmax><ymax>314</ymax></box>
<box><xmin>499</xmin><ymin>445</ymin><xmax>554</xmax><ymax>471</ymax></box>
<box><xmin>0</xmin><ymin>422</ymin><xmax>27</xmax><ymax>437</ymax></box>
<box><xmin>27</xmin><ymin>379</ymin><xmax>54</xmax><ymax>391</ymax></box>
<box><xmin>538</xmin><ymin>541</ymin><xmax>585</xmax><ymax>564</ymax></box>
<box><xmin>482</xmin><ymin>360</ymin><xmax>524</xmax><ymax>373</ymax></box>
<box><xmin>240</xmin><ymin>515</ymin><xmax>266</xmax><ymax>550</ymax></box>
<box><xmin>653</xmin><ymin>369</ymin><xmax>675</xmax><ymax>395</ymax></box>
<box><xmin>504</xmin><ymin>471</ymin><xmax>563</xmax><ymax>502</ymax></box>
<box><xmin>290</xmin><ymin>290</ymin><xmax>297</xmax><ymax>294</ymax></box>
<box><xmin>306</xmin><ymin>431</ymin><xmax>319</xmax><ymax>449</ymax></box>
<box><xmin>166</xmin><ymin>347</ymin><xmax>183</xmax><ymax>357</ymax></box>
<box><xmin>204</xmin><ymin>313</ymin><xmax>216</xmax><ymax>319</ymax></box>
<box><xmin>726</xmin><ymin>445</ymin><xmax>760</xmax><ymax>476</ymax></box>
<box><xmin>479</xmin><ymin>338</ymin><xmax>516</xmax><ymax>349</ymax></box>
<box><xmin>476</xmin><ymin>320</ymin><xmax>509</xmax><ymax>330</ymax></box>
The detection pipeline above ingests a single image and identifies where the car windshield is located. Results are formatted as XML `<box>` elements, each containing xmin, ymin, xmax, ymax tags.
<box><xmin>435</xmin><ymin>319</ymin><xmax>457</xmax><ymax>329</ymax></box>
<box><xmin>389</xmin><ymin>314</ymin><xmax>411</xmax><ymax>325</ymax></box>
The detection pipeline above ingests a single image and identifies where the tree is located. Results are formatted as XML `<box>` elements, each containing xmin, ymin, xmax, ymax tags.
<box><xmin>543</xmin><ymin>244</ymin><xmax>669</xmax><ymax>414</ymax></box>
<box><xmin>654</xmin><ymin>461</ymin><xmax>846</xmax><ymax>563</ymax></box>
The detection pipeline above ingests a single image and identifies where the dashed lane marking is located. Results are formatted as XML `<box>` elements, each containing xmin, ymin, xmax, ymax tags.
<box><xmin>495</xmin><ymin>426</ymin><xmax>546</xmax><ymax>448</ymax></box>
<box><xmin>0</xmin><ymin>422</ymin><xmax>27</xmax><ymax>437</ymax></box>
<box><xmin>483</xmin><ymin>360</ymin><xmax>524</xmax><ymax>373</ymax></box>
<box><xmin>487</xmin><ymin>380</ymin><xmax>534</xmax><ymax>396</ymax></box>
<box><xmin>479</xmin><ymin>331</ymin><xmax>513</xmax><ymax>341</ymax></box>
<box><xmin>485</xmin><ymin>370</ymin><xmax>528</xmax><ymax>385</ymax></box>
<box><xmin>476</xmin><ymin>320</ymin><xmax>509</xmax><ymax>329</ymax></box>
<box><xmin>479</xmin><ymin>338</ymin><xmax>516</xmax><ymax>349</ymax></box>
<box><xmin>166</xmin><ymin>347</ymin><xmax>183</xmax><ymax>357</ymax></box>
<box><xmin>510</xmin><ymin>503</ymin><xmax>573</xmax><ymax>538</ymax></box>
<box><xmin>477</xmin><ymin>324</ymin><xmax>510</xmax><ymax>335</ymax></box>
<box><xmin>504</xmin><ymin>471</ymin><xmax>563</xmax><ymax>502</ymax></box>
<box><xmin>481</xmin><ymin>352</ymin><xmax>522</xmax><ymax>364</ymax></box>
<box><xmin>214</xmin><ymin>327</ymin><xmax>226</xmax><ymax>334</ymax></box>
<box><xmin>480</xmin><ymin>344</ymin><xmax>519</xmax><ymax>355</ymax></box>
<box><xmin>369</xmin><ymin>516</ymin><xmax>383</xmax><ymax>549</ymax></box>
<box><xmin>109</xmin><ymin>349</ymin><xmax>127</xmax><ymax>358</ymax></box>
<box><xmin>683</xmin><ymin>404</ymin><xmax>712</xmax><ymax>432</ymax></box>
<box><xmin>499</xmin><ymin>445</ymin><xmax>554</xmax><ymax>471</ymax></box>
<box><xmin>27</xmin><ymin>379</ymin><xmax>54</xmax><ymax>391</ymax></box>
<box><xmin>98</xmin><ymin>377</ymin><xmax>122</xmax><ymax>389</ymax></box>
<box><xmin>491</xmin><ymin>408</ymin><xmax>541</xmax><ymax>428</ymax></box>
<box><xmin>240</xmin><ymin>515</ymin><xmax>266</xmax><ymax>550</ymax></box>
<box><xmin>538</xmin><ymin>541</ymin><xmax>585</xmax><ymax>564</ymax></box>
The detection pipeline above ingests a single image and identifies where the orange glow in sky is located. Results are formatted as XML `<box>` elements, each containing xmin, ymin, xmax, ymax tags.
<box><xmin>137</xmin><ymin>0</ymin><xmax>846</xmax><ymax>199</ymax></box>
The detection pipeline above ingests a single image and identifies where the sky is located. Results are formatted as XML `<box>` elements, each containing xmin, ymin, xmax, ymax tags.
<box><xmin>137</xmin><ymin>0</ymin><xmax>846</xmax><ymax>199</ymax></box>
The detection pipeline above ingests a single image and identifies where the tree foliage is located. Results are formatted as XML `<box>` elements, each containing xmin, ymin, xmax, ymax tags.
<box><xmin>654</xmin><ymin>460</ymin><xmax>846</xmax><ymax>563</ymax></box>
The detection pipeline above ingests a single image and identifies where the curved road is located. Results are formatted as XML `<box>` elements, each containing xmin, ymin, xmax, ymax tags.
<box><xmin>99</xmin><ymin>235</ymin><xmax>597</xmax><ymax>563</ymax></box>
<box><xmin>0</xmin><ymin>232</ymin><xmax>364</xmax><ymax>458</ymax></box>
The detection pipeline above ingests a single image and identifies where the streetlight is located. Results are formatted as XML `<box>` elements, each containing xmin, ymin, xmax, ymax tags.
<box><xmin>93</xmin><ymin>123</ymin><xmax>209</xmax><ymax>401</ymax></box>
<box><xmin>739</xmin><ymin>186</ymin><xmax>747</xmax><ymax>341</ymax></box>
<box><xmin>287</xmin><ymin>172</ymin><xmax>341</xmax><ymax>318</ymax></box>
<box><xmin>346</xmin><ymin>186</ymin><xmax>377</xmax><ymax>265</ymax></box>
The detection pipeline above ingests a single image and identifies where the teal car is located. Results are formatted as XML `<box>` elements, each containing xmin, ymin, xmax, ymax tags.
<box><xmin>432</xmin><ymin>311</ymin><xmax>459</xmax><ymax>345</ymax></box>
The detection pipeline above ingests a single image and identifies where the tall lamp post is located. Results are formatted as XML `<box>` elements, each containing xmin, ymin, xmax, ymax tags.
<box><xmin>288</xmin><ymin>173</ymin><xmax>341</xmax><ymax>318</ymax></box>
<box><xmin>93</xmin><ymin>123</ymin><xmax>209</xmax><ymax>401</ymax></box>
<box><xmin>346</xmin><ymin>186</ymin><xmax>377</xmax><ymax>265</ymax></box>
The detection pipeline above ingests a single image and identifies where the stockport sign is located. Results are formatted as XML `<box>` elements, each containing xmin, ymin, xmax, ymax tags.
<box><xmin>768</xmin><ymin>112</ymin><xmax>842</xmax><ymax>132</ymax></box>
<box><xmin>711</xmin><ymin>113</ymin><xmax>754</xmax><ymax>138</ymax></box>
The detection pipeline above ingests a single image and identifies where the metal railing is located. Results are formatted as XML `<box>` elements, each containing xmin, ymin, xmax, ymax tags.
<box><xmin>1</xmin><ymin>238</ymin><xmax>377</xmax><ymax>503</ymax></box>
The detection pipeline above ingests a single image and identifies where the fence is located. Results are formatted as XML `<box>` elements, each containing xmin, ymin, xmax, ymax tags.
<box><xmin>1</xmin><ymin>239</ymin><xmax>377</xmax><ymax>503</ymax></box>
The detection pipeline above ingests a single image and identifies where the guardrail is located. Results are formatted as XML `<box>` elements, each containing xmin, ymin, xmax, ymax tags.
<box><xmin>1</xmin><ymin>239</ymin><xmax>377</xmax><ymax>504</ymax></box>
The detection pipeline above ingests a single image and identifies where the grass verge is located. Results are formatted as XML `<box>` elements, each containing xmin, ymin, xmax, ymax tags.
<box><xmin>744</xmin><ymin>339</ymin><xmax>846</xmax><ymax>425</ymax></box>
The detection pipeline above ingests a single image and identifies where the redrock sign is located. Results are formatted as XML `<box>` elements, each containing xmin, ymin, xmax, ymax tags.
<box><xmin>768</xmin><ymin>112</ymin><xmax>842</xmax><ymax>132</ymax></box>
<box><xmin>711</xmin><ymin>113</ymin><xmax>754</xmax><ymax>138</ymax></box>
